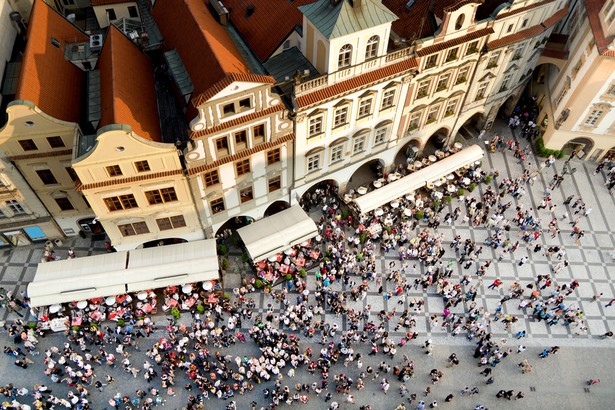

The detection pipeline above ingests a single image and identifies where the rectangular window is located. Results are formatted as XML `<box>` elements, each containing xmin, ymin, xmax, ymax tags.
<box><xmin>135</xmin><ymin>160</ymin><xmax>150</xmax><ymax>172</ymax></box>
<box><xmin>307</xmin><ymin>154</ymin><xmax>320</xmax><ymax>172</ymax></box>
<box><xmin>253</xmin><ymin>124</ymin><xmax>265</xmax><ymax>142</ymax></box>
<box><xmin>204</xmin><ymin>170</ymin><xmax>220</xmax><ymax>187</ymax></box>
<box><xmin>381</xmin><ymin>89</ymin><xmax>395</xmax><ymax>109</ymax></box>
<box><xmin>353</xmin><ymin>136</ymin><xmax>366</xmax><ymax>154</ymax></box>
<box><xmin>240</xmin><ymin>187</ymin><xmax>254</xmax><ymax>203</ymax></box>
<box><xmin>466</xmin><ymin>41</ymin><xmax>479</xmax><ymax>55</ymax></box>
<box><xmin>18</xmin><ymin>139</ymin><xmax>37</xmax><ymax>151</ymax></box>
<box><xmin>607</xmin><ymin>84</ymin><xmax>615</xmax><ymax>96</ymax></box>
<box><xmin>425</xmin><ymin>54</ymin><xmax>438</xmax><ymax>68</ymax></box>
<box><xmin>36</xmin><ymin>169</ymin><xmax>58</xmax><ymax>185</ymax></box>
<box><xmin>106</xmin><ymin>165</ymin><xmax>123</xmax><ymax>177</ymax></box>
<box><xmin>444</xmin><ymin>100</ymin><xmax>458</xmax><ymax>117</ymax></box>
<box><xmin>333</xmin><ymin>107</ymin><xmax>348</xmax><ymax>127</ymax></box>
<box><xmin>408</xmin><ymin>112</ymin><xmax>421</xmax><ymax>131</ymax></box>
<box><xmin>145</xmin><ymin>187</ymin><xmax>178</xmax><ymax>205</ymax></box>
<box><xmin>308</xmin><ymin>116</ymin><xmax>323</xmax><ymax>137</ymax></box>
<box><xmin>236</xmin><ymin>159</ymin><xmax>251</xmax><ymax>176</ymax></box>
<box><xmin>584</xmin><ymin>110</ymin><xmax>604</xmax><ymax>126</ymax></box>
<box><xmin>47</xmin><ymin>136</ymin><xmax>65</xmax><ymax>148</ymax></box>
<box><xmin>216</xmin><ymin>137</ymin><xmax>229</xmax><ymax>152</ymax></box>
<box><xmin>118</xmin><ymin>222</ymin><xmax>149</xmax><ymax>237</ymax></box>
<box><xmin>426</xmin><ymin>105</ymin><xmax>440</xmax><ymax>124</ymax></box>
<box><xmin>267</xmin><ymin>149</ymin><xmax>281</xmax><ymax>165</ymax></box>
<box><xmin>235</xmin><ymin>130</ymin><xmax>247</xmax><ymax>145</ymax></box>
<box><xmin>268</xmin><ymin>176</ymin><xmax>281</xmax><ymax>192</ymax></box>
<box><xmin>55</xmin><ymin>197</ymin><xmax>74</xmax><ymax>211</ymax></box>
<box><xmin>239</xmin><ymin>98</ymin><xmax>251</xmax><ymax>110</ymax></box>
<box><xmin>330</xmin><ymin>145</ymin><xmax>344</xmax><ymax>163</ymax></box>
<box><xmin>445</xmin><ymin>48</ymin><xmax>458</xmax><ymax>62</ymax></box>
<box><xmin>436</xmin><ymin>73</ymin><xmax>450</xmax><ymax>92</ymax></box>
<box><xmin>128</xmin><ymin>5</ymin><xmax>138</xmax><ymax>17</ymax></box>
<box><xmin>6</xmin><ymin>200</ymin><xmax>26</xmax><ymax>214</ymax></box>
<box><xmin>65</xmin><ymin>167</ymin><xmax>78</xmax><ymax>182</ymax></box>
<box><xmin>374</xmin><ymin>127</ymin><xmax>388</xmax><ymax>144</ymax></box>
<box><xmin>103</xmin><ymin>194</ymin><xmax>138</xmax><ymax>212</ymax></box>
<box><xmin>105</xmin><ymin>8</ymin><xmax>117</xmax><ymax>20</ymax></box>
<box><xmin>521</xmin><ymin>18</ymin><xmax>528</xmax><ymax>28</ymax></box>
<box><xmin>358</xmin><ymin>99</ymin><xmax>372</xmax><ymax>118</ymax></box>
<box><xmin>487</xmin><ymin>51</ymin><xmax>500</xmax><ymax>68</ymax></box>
<box><xmin>222</xmin><ymin>103</ymin><xmax>235</xmax><ymax>115</ymax></box>
<box><xmin>512</xmin><ymin>43</ymin><xmax>526</xmax><ymax>60</ymax></box>
<box><xmin>456</xmin><ymin>66</ymin><xmax>470</xmax><ymax>84</ymax></box>
<box><xmin>507</xmin><ymin>24</ymin><xmax>514</xmax><ymax>33</ymax></box>
<box><xmin>475</xmin><ymin>82</ymin><xmax>489</xmax><ymax>100</ymax></box>
<box><xmin>417</xmin><ymin>81</ymin><xmax>430</xmax><ymax>98</ymax></box>
<box><xmin>156</xmin><ymin>215</ymin><xmax>187</xmax><ymax>231</ymax></box>
<box><xmin>500</xmin><ymin>73</ymin><xmax>512</xmax><ymax>92</ymax></box>
<box><xmin>210</xmin><ymin>198</ymin><xmax>225</xmax><ymax>214</ymax></box>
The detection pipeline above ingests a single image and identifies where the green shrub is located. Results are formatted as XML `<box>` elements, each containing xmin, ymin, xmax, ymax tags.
<box><xmin>254</xmin><ymin>279</ymin><xmax>263</xmax><ymax>289</ymax></box>
<box><xmin>468</xmin><ymin>183</ymin><xmax>477</xmax><ymax>192</ymax></box>
<box><xmin>433</xmin><ymin>201</ymin><xmax>441</xmax><ymax>211</ymax></box>
<box><xmin>222</xmin><ymin>293</ymin><xmax>230</xmax><ymax>300</ymax></box>
<box><xmin>414</xmin><ymin>210</ymin><xmax>425</xmax><ymax>220</ymax></box>
<box><xmin>535</xmin><ymin>137</ymin><xmax>564</xmax><ymax>159</ymax></box>
<box><xmin>341</xmin><ymin>210</ymin><xmax>349</xmax><ymax>220</ymax></box>
<box><xmin>233</xmin><ymin>237</ymin><xmax>241</xmax><ymax>247</ymax></box>
<box><xmin>117</xmin><ymin>319</ymin><xmax>125</xmax><ymax>327</ymax></box>
<box><xmin>222</xmin><ymin>257</ymin><xmax>229</xmax><ymax>270</ymax></box>
<box><xmin>299</xmin><ymin>269</ymin><xmax>307</xmax><ymax>278</ymax></box>
<box><xmin>457</xmin><ymin>188</ymin><xmax>465</xmax><ymax>196</ymax></box>
<box><xmin>197</xmin><ymin>304</ymin><xmax>205</xmax><ymax>314</ymax></box>
<box><xmin>360</xmin><ymin>233</ymin><xmax>368</xmax><ymax>243</ymax></box>
<box><xmin>485</xmin><ymin>175</ymin><xmax>493</xmax><ymax>184</ymax></box>
<box><xmin>71</xmin><ymin>325</ymin><xmax>80</xmax><ymax>332</ymax></box>
<box><xmin>217</xmin><ymin>244</ymin><xmax>228</xmax><ymax>255</ymax></box>
<box><xmin>444</xmin><ymin>195</ymin><xmax>452</xmax><ymax>204</ymax></box>
<box><xmin>285</xmin><ymin>274</ymin><xmax>292</xmax><ymax>281</ymax></box>
<box><xmin>241</xmin><ymin>253</ymin><xmax>250</xmax><ymax>264</ymax></box>
<box><xmin>170</xmin><ymin>308</ymin><xmax>180</xmax><ymax>320</ymax></box>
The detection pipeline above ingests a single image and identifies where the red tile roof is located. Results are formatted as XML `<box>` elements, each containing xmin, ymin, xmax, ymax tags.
<box><xmin>586</xmin><ymin>0</ymin><xmax>615</xmax><ymax>56</ymax></box>
<box><xmin>9</xmin><ymin>149</ymin><xmax>72</xmax><ymax>161</ymax></box>
<box><xmin>190</xmin><ymin>104</ymin><xmax>284</xmax><ymax>139</ymax></box>
<box><xmin>98</xmin><ymin>26</ymin><xmax>161</xmax><ymax>141</ymax></box>
<box><xmin>495</xmin><ymin>0</ymin><xmax>553</xmax><ymax>20</ymax></box>
<box><xmin>191</xmin><ymin>73</ymin><xmax>275</xmax><ymax>107</ymax></box>
<box><xmin>91</xmin><ymin>0</ymin><xmax>134</xmax><ymax>5</ymax></box>
<box><xmin>76</xmin><ymin>169</ymin><xmax>183</xmax><ymax>191</ymax></box>
<box><xmin>16</xmin><ymin>0</ymin><xmax>87</xmax><ymax>123</ymax></box>
<box><xmin>153</xmin><ymin>0</ymin><xmax>273</xmax><ymax>109</ymax></box>
<box><xmin>223</xmin><ymin>0</ymin><xmax>315</xmax><ymax>62</ymax></box>
<box><xmin>295</xmin><ymin>58</ymin><xmax>418</xmax><ymax>108</ymax></box>
<box><xmin>416</xmin><ymin>27</ymin><xmax>494</xmax><ymax>56</ymax></box>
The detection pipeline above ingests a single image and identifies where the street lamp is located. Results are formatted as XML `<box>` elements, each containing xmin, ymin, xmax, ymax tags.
<box><xmin>562</xmin><ymin>150</ymin><xmax>584</xmax><ymax>175</ymax></box>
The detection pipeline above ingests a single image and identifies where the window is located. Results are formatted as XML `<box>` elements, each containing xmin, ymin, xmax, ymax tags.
<box><xmin>106</xmin><ymin>165</ymin><xmax>122</xmax><ymax>177</ymax></box>
<box><xmin>512</xmin><ymin>43</ymin><xmax>525</xmax><ymax>60</ymax></box>
<box><xmin>65</xmin><ymin>167</ymin><xmax>78</xmax><ymax>182</ymax></box>
<box><xmin>145</xmin><ymin>187</ymin><xmax>178</xmax><ymax>205</ymax></box>
<box><xmin>51</xmin><ymin>37</ymin><xmax>60</xmax><ymax>48</ymax></box>
<box><xmin>417</xmin><ymin>81</ymin><xmax>430</xmax><ymax>98</ymax></box>
<box><xmin>253</xmin><ymin>124</ymin><xmax>265</xmax><ymax>142</ymax></box>
<box><xmin>267</xmin><ymin>149</ymin><xmax>281</xmax><ymax>165</ymax></box>
<box><xmin>18</xmin><ymin>139</ymin><xmax>37</xmax><ymax>151</ymax></box>
<box><xmin>268</xmin><ymin>176</ymin><xmax>281</xmax><ymax>192</ymax></box>
<box><xmin>128</xmin><ymin>5</ymin><xmax>138</xmax><ymax>18</ymax></box>
<box><xmin>487</xmin><ymin>51</ymin><xmax>500</xmax><ymax>68</ymax></box>
<box><xmin>239</xmin><ymin>98</ymin><xmax>251</xmax><ymax>110</ymax></box>
<box><xmin>204</xmin><ymin>170</ymin><xmax>220</xmax><ymax>187</ymax></box>
<box><xmin>521</xmin><ymin>18</ymin><xmax>528</xmax><ymax>28</ymax></box>
<box><xmin>444</xmin><ymin>100</ymin><xmax>457</xmax><ymax>117</ymax></box>
<box><xmin>118</xmin><ymin>222</ymin><xmax>149</xmax><ymax>237</ymax></box>
<box><xmin>455</xmin><ymin>14</ymin><xmax>465</xmax><ymax>30</ymax></box>
<box><xmin>475</xmin><ymin>82</ymin><xmax>489</xmax><ymax>100</ymax></box>
<box><xmin>308</xmin><ymin>116</ymin><xmax>323</xmax><ymax>137</ymax></box>
<box><xmin>584</xmin><ymin>109</ymin><xmax>604</xmax><ymax>126</ymax></box>
<box><xmin>36</xmin><ymin>169</ymin><xmax>58</xmax><ymax>185</ymax></box>
<box><xmin>47</xmin><ymin>136</ymin><xmax>65</xmax><ymax>148</ymax></box>
<box><xmin>6</xmin><ymin>200</ymin><xmax>26</xmax><ymax>215</ymax></box>
<box><xmin>307</xmin><ymin>154</ymin><xmax>320</xmax><ymax>172</ymax></box>
<box><xmin>222</xmin><ymin>103</ymin><xmax>235</xmax><ymax>115</ymax></box>
<box><xmin>507</xmin><ymin>24</ymin><xmax>513</xmax><ymax>33</ymax></box>
<box><xmin>210</xmin><ymin>198</ymin><xmax>225</xmax><ymax>214</ymax></box>
<box><xmin>607</xmin><ymin>83</ymin><xmax>615</xmax><ymax>96</ymax></box>
<box><xmin>215</xmin><ymin>137</ymin><xmax>229</xmax><ymax>153</ymax></box>
<box><xmin>408</xmin><ymin>113</ymin><xmax>421</xmax><ymax>131</ymax></box>
<box><xmin>456</xmin><ymin>66</ymin><xmax>470</xmax><ymax>84</ymax></box>
<box><xmin>353</xmin><ymin>136</ymin><xmax>366</xmax><ymax>154</ymax></box>
<box><xmin>425</xmin><ymin>54</ymin><xmax>438</xmax><ymax>69</ymax></box>
<box><xmin>500</xmin><ymin>73</ymin><xmax>512</xmax><ymax>92</ymax></box>
<box><xmin>466</xmin><ymin>41</ymin><xmax>479</xmax><ymax>55</ymax></box>
<box><xmin>445</xmin><ymin>48</ymin><xmax>458</xmax><ymax>62</ymax></box>
<box><xmin>365</xmin><ymin>36</ymin><xmax>379</xmax><ymax>60</ymax></box>
<box><xmin>55</xmin><ymin>197</ymin><xmax>74</xmax><ymax>211</ymax></box>
<box><xmin>104</xmin><ymin>194</ymin><xmax>138</xmax><ymax>211</ymax></box>
<box><xmin>156</xmin><ymin>215</ymin><xmax>187</xmax><ymax>231</ymax></box>
<box><xmin>381</xmin><ymin>89</ymin><xmax>395</xmax><ymax>109</ymax></box>
<box><xmin>374</xmin><ymin>127</ymin><xmax>388</xmax><ymax>144</ymax></box>
<box><xmin>426</xmin><ymin>105</ymin><xmax>440</xmax><ymax>124</ymax></box>
<box><xmin>105</xmin><ymin>8</ymin><xmax>117</xmax><ymax>20</ymax></box>
<box><xmin>358</xmin><ymin>99</ymin><xmax>372</xmax><ymax>118</ymax></box>
<box><xmin>330</xmin><ymin>145</ymin><xmax>344</xmax><ymax>163</ymax></box>
<box><xmin>236</xmin><ymin>159</ymin><xmax>251</xmax><ymax>176</ymax></box>
<box><xmin>135</xmin><ymin>160</ymin><xmax>150</xmax><ymax>172</ymax></box>
<box><xmin>240</xmin><ymin>187</ymin><xmax>254</xmax><ymax>203</ymax></box>
<box><xmin>333</xmin><ymin>107</ymin><xmax>348</xmax><ymax>127</ymax></box>
<box><xmin>436</xmin><ymin>73</ymin><xmax>450</xmax><ymax>92</ymax></box>
<box><xmin>338</xmin><ymin>44</ymin><xmax>352</xmax><ymax>68</ymax></box>
<box><xmin>235</xmin><ymin>130</ymin><xmax>247</xmax><ymax>145</ymax></box>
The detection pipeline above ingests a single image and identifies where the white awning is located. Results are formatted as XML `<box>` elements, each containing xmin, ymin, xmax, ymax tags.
<box><xmin>237</xmin><ymin>205</ymin><xmax>318</xmax><ymax>262</ymax></box>
<box><xmin>353</xmin><ymin>144</ymin><xmax>484</xmax><ymax>214</ymax></box>
<box><xmin>27</xmin><ymin>239</ymin><xmax>219</xmax><ymax>308</ymax></box>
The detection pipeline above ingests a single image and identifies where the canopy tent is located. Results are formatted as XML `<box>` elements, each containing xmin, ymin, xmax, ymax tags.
<box><xmin>27</xmin><ymin>239</ymin><xmax>219</xmax><ymax>308</ymax></box>
<box><xmin>237</xmin><ymin>205</ymin><xmax>318</xmax><ymax>262</ymax></box>
<box><xmin>353</xmin><ymin>144</ymin><xmax>484</xmax><ymax>214</ymax></box>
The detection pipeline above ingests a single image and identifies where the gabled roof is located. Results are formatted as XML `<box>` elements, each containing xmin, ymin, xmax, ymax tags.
<box><xmin>223</xmin><ymin>0</ymin><xmax>314</xmax><ymax>62</ymax></box>
<box><xmin>153</xmin><ymin>0</ymin><xmax>273</xmax><ymax>108</ymax></box>
<box><xmin>98</xmin><ymin>26</ymin><xmax>161</xmax><ymax>141</ymax></box>
<box><xmin>16</xmin><ymin>0</ymin><xmax>87</xmax><ymax>123</ymax></box>
<box><xmin>300</xmin><ymin>0</ymin><xmax>398</xmax><ymax>39</ymax></box>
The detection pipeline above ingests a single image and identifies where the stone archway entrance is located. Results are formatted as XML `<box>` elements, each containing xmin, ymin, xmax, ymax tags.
<box><xmin>300</xmin><ymin>180</ymin><xmax>339</xmax><ymax>210</ymax></box>
<box><xmin>394</xmin><ymin>139</ymin><xmax>420</xmax><ymax>169</ymax></box>
<box><xmin>562</xmin><ymin>137</ymin><xmax>594</xmax><ymax>159</ymax></box>
<box><xmin>424</xmin><ymin>128</ymin><xmax>449</xmax><ymax>154</ymax></box>
<box><xmin>215</xmin><ymin>216</ymin><xmax>255</xmax><ymax>239</ymax></box>
<box><xmin>264</xmin><ymin>200</ymin><xmax>290</xmax><ymax>217</ymax></box>
<box><xmin>456</xmin><ymin>113</ymin><xmax>484</xmax><ymax>141</ymax></box>
<box><xmin>347</xmin><ymin>159</ymin><xmax>385</xmax><ymax>192</ymax></box>
<box><xmin>141</xmin><ymin>237</ymin><xmax>188</xmax><ymax>248</ymax></box>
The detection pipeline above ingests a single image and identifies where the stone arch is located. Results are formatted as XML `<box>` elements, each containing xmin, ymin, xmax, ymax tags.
<box><xmin>423</xmin><ymin>127</ymin><xmax>450</xmax><ymax>154</ymax></box>
<box><xmin>347</xmin><ymin>158</ymin><xmax>386</xmax><ymax>192</ymax></box>
<box><xmin>215</xmin><ymin>215</ymin><xmax>256</xmax><ymax>239</ymax></box>
<box><xmin>299</xmin><ymin>180</ymin><xmax>340</xmax><ymax>210</ymax></box>
<box><xmin>263</xmin><ymin>200</ymin><xmax>290</xmax><ymax>217</ymax></box>
<box><xmin>140</xmin><ymin>237</ymin><xmax>188</xmax><ymax>249</ymax></box>
<box><xmin>394</xmin><ymin>139</ymin><xmax>421</xmax><ymax>168</ymax></box>
<box><xmin>562</xmin><ymin>137</ymin><xmax>595</xmax><ymax>159</ymax></box>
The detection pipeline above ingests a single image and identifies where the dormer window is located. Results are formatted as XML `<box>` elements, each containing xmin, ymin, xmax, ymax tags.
<box><xmin>338</xmin><ymin>44</ymin><xmax>352</xmax><ymax>69</ymax></box>
<box><xmin>223</xmin><ymin>103</ymin><xmax>235</xmax><ymax>115</ymax></box>
<box><xmin>365</xmin><ymin>36</ymin><xmax>379</xmax><ymax>60</ymax></box>
<box><xmin>239</xmin><ymin>98</ymin><xmax>251</xmax><ymax>110</ymax></box>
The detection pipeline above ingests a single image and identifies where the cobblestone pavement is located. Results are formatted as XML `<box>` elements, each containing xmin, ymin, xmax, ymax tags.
<box><xmin>0</xmin><ymin>118</ymin><xmax>614</xmax><ymax>409</ymax></box>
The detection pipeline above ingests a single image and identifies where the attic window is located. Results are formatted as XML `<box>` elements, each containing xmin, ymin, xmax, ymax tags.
<box><xmin>51</xmin><ymin>37</ymin><xmax>61</xmax><ymax>48</ymax></box>
<box><xmin>223</xmin><ymin>103</ymin><xmax>235</xmax><ymax>115</ymax></box>
<box><xmin>455</xmin><ymin>15</ymin><xmax>465</xmax><ymax>30</ymax></box>
<box><xmin>239</xmin><ymin>98</ymin><xmax>251</xmax><ymax>110</ymax></box>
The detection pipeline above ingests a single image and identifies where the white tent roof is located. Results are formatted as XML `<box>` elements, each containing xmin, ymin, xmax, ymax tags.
<box><xmin>353</xmin><ymin>144</ymin><xmax>484</xmax><ymax>214</ymax></box>
<box><xmin>237</xmin><ymin>205</ymin><xmax>318</xmax><ymax>262</ymax></box>
<box><xmin>27</xmin><ymin>239</ymin><xmax>219</xmax><ymax>307</ymax></box>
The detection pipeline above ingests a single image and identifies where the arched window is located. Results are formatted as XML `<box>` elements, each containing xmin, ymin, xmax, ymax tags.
<box><xmin>338</xmin><ymin>44</ymin><xmax>352</xmax><ymax>68</ymax></box>
<box><xmin>455</xmin><ymin>14</ymin><xmax>465</xmax><ymax>30</ymax></box>
<box><xmin>365</xmin><ymin>36</ymin><xmax>379</xmax><ymax>60</ymax></box>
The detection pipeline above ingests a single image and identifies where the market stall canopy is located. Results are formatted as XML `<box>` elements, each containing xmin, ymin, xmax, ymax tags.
<box><xmin>353</xmin><ymin>145</ymin><xmax>484</xmax><ymax>214</ymax></box>
<box><xmin>237</xmin><ymin>205</ymin><xmax>318</xmax><ymax>262</ymax></box>
<box><xmin>27</xmin><ymin>239</ymin><xmax>219</xmax><ymax>307</ymax></box>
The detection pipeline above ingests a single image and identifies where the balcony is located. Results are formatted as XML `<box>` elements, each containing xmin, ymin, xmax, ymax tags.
<box><xmin>541</xmin><ymin>33</ymin><xmax>569</xmax><ymax>60</ymax></box>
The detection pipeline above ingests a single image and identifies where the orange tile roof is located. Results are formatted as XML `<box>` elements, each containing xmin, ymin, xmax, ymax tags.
<box><xmin>295</xmin><ymin>57</ymin><xmax>418</xmax><ymax>108</ymax></box>
<box><xmin>223</xmin><ymin>0</ymin><xmax>315</xmax><ymax>61</ymax></box>
<box><xmin>585</xmin><ymin>0</ymin><xmax>615</xmax><ymax>56</ymax></box>
<box><xmin>15</xmin><ymin>0</ymin><xmax>87</xmax><ymax>123</ymax></box>
<box><xmin>9</xmin><ymin>149</ymin><xmax>72</xmax><ymax>161</ymax></box>
<box><xmin>98</xmin><ymin>26</ymin><xmax>161</xmax><ymax>141</ymax></box>
<box><xmin>153</xmin><ymin>0</ymin><xmax>273</xmax><ymax>109</ymax></box>
<box><xmin>190</xmin><ymin>104</ymin><xmax>284</xmax><ymax>139</ymax></box>
<box><xmin>416</xmin><ymin>27</ymin><xmax>494</xmax><ymax>56</ymax></box>
<box><xmin>91</xmin><ymin>0</ymin><xmax>134</xmax><ymax>5</ymax></box>
<box><xmin>77</xmin><ymin>169</ymin><xmax>183</xmax><ymax>191</ymax></box>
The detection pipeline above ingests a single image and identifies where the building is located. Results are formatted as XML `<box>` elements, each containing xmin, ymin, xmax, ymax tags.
<box><xmin>90</xmin><ymin>0</ymin><xmax>140</xmax><ymax>29</ymax></box>
<box><xmin>538</xmin><ymin>0</ymin><xmax>615</xmax><ymax>161</ymax></box>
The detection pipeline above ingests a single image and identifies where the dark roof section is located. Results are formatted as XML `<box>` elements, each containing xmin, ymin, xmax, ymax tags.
<box><xmin>263</xmin><ymin>47</ymin><xmax>319</xmax><ymax>100</ymax></box>
<box><xmin>16</xmin><ymin>0</ymin><xmax>87</xmax><ymax>123</ymax></box>
<box><xmin>476</xmin><ymin>0</ymin><xmax>509</xmax><ymax>21</ymax></box>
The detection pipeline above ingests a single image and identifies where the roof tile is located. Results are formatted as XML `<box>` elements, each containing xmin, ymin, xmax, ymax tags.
<box><xmin>190</xmin><ymin>104</ymin><xmax>284</xmax><ymax>139</ymax></box>
<box><xmin>77</xmin><ymin>169</ymin><xmax>184</xmax><ymax>191</ymax></box>
<box><xmin>416</xmin><ymin>27</ymin><xmax>494</xmax><ymax>56</ymax></box>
